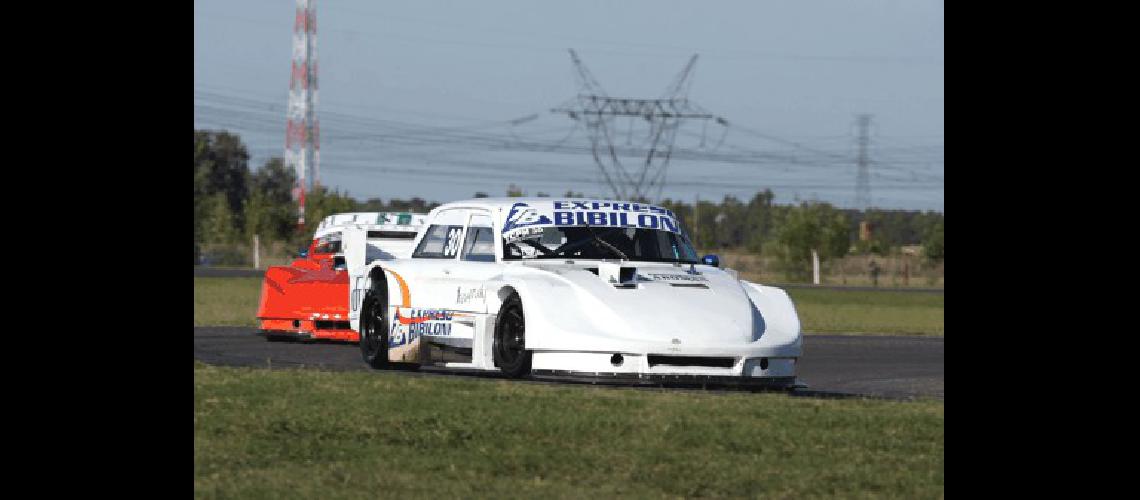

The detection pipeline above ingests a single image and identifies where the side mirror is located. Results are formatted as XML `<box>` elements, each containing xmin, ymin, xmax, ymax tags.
<box><xmin>298</xmin><ymin>248</ymin><xmax>309</xmax><ymax>258</ymax></box>
<box><xmin>702</xmin><ymin>254</ymin><xmax>720</xmax><ymax>268</ymax></box>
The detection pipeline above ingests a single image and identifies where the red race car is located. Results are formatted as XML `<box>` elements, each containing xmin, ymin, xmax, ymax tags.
<box><xmin>256</xmin><ymin>212</ymin><xmax>427</xmax><ymax>342</ymax></box>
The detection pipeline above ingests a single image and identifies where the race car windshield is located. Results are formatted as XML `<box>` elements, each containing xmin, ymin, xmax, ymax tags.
<box><xmin>502</xmin><ymin>226</ymin><xmax>699</xmax><ymax>263</ymax></box>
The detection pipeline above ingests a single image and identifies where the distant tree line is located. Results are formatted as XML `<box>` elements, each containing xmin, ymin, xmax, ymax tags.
<box><xmin>195</xmin><ymin>129</ymin><xmax>943</xmax><ymax>276</ymax></box>
<box><xmin>194</xmin><ymin>130</ymin><xmax>441</xmax><ymax>263</ymax></box>
<box><xmin>655</xmin><ymin>194</ymin><xmax>943</xmax><ymax>280</ymax></box>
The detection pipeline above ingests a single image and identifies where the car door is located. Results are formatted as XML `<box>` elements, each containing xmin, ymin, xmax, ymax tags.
<box><xmin>421</xmin><ymin>210</ymin><xmax>500</xmax><ymax>354</ymax></box>
<box><xmin>448</xmin><ymin>211</ymin><xmax>500</xmax><ymax>314</ymax></box>
<box><xmin>405</xmin><ymin>208</ymin><xmax>469</xmax><ymax>311</ymax></box>
<box><xmin>385</xmin><ymin>210</ymin><xmax>468</xmax><ymax>355</ymax></box>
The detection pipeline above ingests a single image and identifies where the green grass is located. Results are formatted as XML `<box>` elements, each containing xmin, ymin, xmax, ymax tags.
<box><xmin>194</xmin><ymin>277</ymin><xmax>262</xmax><ymax>327</ymax></box>
<box><xmin>195</xmin><ymin>363</ymin><xmax>944</xmax><ymax>498</ymax></box>
<box><xmin>788</xmin><ymin>289</ymin><xmax>944</xmax><ymax>336</ymax></box>
<box><xmin>193</xmin><ymin>277</ymin><xmax>944</xmax><ymax>335</ymax></box>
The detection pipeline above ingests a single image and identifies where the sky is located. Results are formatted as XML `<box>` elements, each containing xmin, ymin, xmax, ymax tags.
<box><xmin>194</xmin><ymin>0</ymin><xmax>943</xmax><ymax>212</ymax></box>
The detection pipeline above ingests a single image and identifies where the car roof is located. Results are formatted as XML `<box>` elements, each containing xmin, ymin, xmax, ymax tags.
<box><xmin>432</xmin><ymin>197</ymin><xmax>663</xmax><ymax>211</ymax></box>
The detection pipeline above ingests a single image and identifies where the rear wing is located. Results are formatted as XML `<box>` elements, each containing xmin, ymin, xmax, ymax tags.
<box><xmin>361</xmin><ymin>227</ymin><xmax>420</xmax><ymax>261</ymax></box>
<box><xmin>314</xmin><ymin>212</ymin><xmax>427</xmax><ymax>241</ymax></box>
<box><xmin>321</xmin><ymin>212</ymin><xmax>424</xmax><ymax>255</ymax></box>
<box><xmin>317</xmin><ymin>211</ymin><xmax>423</xmax><ymax>233</ymax></box>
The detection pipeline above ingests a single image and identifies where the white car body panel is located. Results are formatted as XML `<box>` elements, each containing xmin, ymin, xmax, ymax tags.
<box><xmin>314</xmin><ymin>212</ymin><xmax>428</xmax><ymax>262</ymax></box>
<box><xmin>345</xmin><ymin>198</ymin><xmax>802</xmax><ymax>385</ymax></box>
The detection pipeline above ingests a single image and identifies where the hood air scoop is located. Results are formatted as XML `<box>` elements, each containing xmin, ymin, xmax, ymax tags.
<box><xmin>597</xmin><ymin>261</ymin><xmax>637</xmax><ymax>288</ymax></box>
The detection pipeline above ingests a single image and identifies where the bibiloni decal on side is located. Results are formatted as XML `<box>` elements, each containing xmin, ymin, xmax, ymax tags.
<box><xmin>387</xmin><ymin>308</ymin><xmax>459</xmax><ymax>363</ymax></box>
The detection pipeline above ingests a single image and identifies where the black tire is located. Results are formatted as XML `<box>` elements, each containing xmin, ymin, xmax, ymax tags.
<box><xmin>265</xmin><ymin>332</ymin><xmax>293</xmax><ymax>342</ymax></box>
<box><xmin>359</xmin><ymin>291</ymin><xmax>389</xmax><ymax>369</ymax></box>
<box><xmin>493</xmin><ymin>292</ymin><xmax>531</xmax><ymax>378</ymax></box>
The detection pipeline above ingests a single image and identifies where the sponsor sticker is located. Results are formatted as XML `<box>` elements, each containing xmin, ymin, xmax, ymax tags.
<box><xmin>502</xmin><ymin>203</ymin><xmax>553</xmax><ymax>233</ymax></box>
<box><xmin>389</xmin><ymin>308</ymin><xmax>455</xmax><ymax>348</ymax></box>
<box><xmin>504</xmin><ymin>226</ymin><xmax>544</xmax><ymax>243</ymax></box>
<box><xmin>645</xmin><ymin>273</ymin><xmax>709</xmax><ymax>282</ymax></box>
<box><xmin>456</xmin><ymin>287</ymin><xmax>486</xmax><ymax>305</ymax></box>
<box><xmin>501</xmin><ymin>200</ymin><xmax>683</xmax><ymax>235</ymax></box>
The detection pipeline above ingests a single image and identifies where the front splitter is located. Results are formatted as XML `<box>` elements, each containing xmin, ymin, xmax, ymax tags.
<box><xmin>530</xmin><ymin>369</ymin><xmax>799</xmax><ymax>389</ymax></box>
<box><xmin>258</xmin><ymin>329</ymin><xmax>359</xmax><ymax>343</ymax></box>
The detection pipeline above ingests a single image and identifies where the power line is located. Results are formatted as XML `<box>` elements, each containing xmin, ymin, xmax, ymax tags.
<box><xmin>197</xmin><ymin>92</ymin><xmax>942</xmax><ymax>175</ymax></box>
<box><xmin>195</xmin><ymin>87</ymin><xmax>942</xmax><ymax>208</ymax></box>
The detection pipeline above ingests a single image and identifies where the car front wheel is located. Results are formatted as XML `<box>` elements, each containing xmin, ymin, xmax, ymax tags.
<box><xmin>494</xmin><ymin>292</ymin><xmax>531</xmax><ymax>378</ymax></box>
<box><xmin>360</xmin><ymin>292</ymin><xmax>389</xmax><ymax>369</ymax></box>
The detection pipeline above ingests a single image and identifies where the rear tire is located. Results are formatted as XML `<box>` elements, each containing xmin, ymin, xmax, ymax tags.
<box><xmin>359</xmin><ymin>292</ymin><xmax>389</xmax><ymax>369</ymax></box>
<box><xmin>493</xmin><ymin>292</ymin><xmax>531</xmax><ymax>378</ymax></box>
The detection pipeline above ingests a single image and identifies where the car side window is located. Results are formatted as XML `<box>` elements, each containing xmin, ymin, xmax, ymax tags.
<box><xmin>413</xmin><ymin>224</ymin><xmax>465</xmax><ymax>259</ymax></box>
<box><xmin>461</xmin><ymin>214</ymin><xmax>496</xmax><ymax>262</ymax></box>
<box><xmin>461</xmin><ymin>227</ymin><xmax>496</xmax><ymax>262</ymax></box>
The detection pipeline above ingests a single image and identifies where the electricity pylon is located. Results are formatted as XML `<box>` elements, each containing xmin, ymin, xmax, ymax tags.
<box><xmin>551</xmin><ymin>49</ymin><xmax>726</xmax><ymax>202</ymax></box>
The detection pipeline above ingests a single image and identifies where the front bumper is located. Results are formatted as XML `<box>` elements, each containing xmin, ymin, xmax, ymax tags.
<box><xmin>258</xmin><ymin>318</ymin><xmax>358</xmax><ymax>342</ymax></box>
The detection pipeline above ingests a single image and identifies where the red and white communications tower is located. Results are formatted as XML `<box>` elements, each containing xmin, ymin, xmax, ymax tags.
<box><xmin>285</xmin><ymin>0</ymin><xmax>319</xmax><ymax>227</ymax></box>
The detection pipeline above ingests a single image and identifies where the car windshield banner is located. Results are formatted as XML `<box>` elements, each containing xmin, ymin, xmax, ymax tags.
<box><xmin>502</xmin><ymin>200</ymin><xmax>683</xmax><ymax>242</ymax></box>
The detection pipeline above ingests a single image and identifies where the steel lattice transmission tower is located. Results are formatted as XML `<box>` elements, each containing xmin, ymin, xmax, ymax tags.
<box><xmin>552</xmin><ymin>50</ymin><xmax>726</xmax><ymax>202</ymax></box>
<box><xmin>854</xmin><ymin>114</ymin><xmax>872</xmax><ymax>210</ymax></box>
<box><xmin>285</xmin><ymin>0</ymin><xmax>320</xmax><ymax>227</ymax></box>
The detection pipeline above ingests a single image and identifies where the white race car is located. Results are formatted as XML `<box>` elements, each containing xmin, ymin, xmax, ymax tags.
<box><xmin>343</xmin><ymin>198</ymin><xmax>802</xmax><ymax>387</ymax></box>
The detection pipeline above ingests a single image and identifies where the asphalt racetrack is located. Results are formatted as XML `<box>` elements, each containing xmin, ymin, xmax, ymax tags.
<box><xmin>194</xmin><ymin>327</ymin><xmax>943</xmax><ymax>400</ymax></box>
<box><xmin>195</xmin><ymin>267</ymin><xmax>944</xmax><ymax>293</ymax></box>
